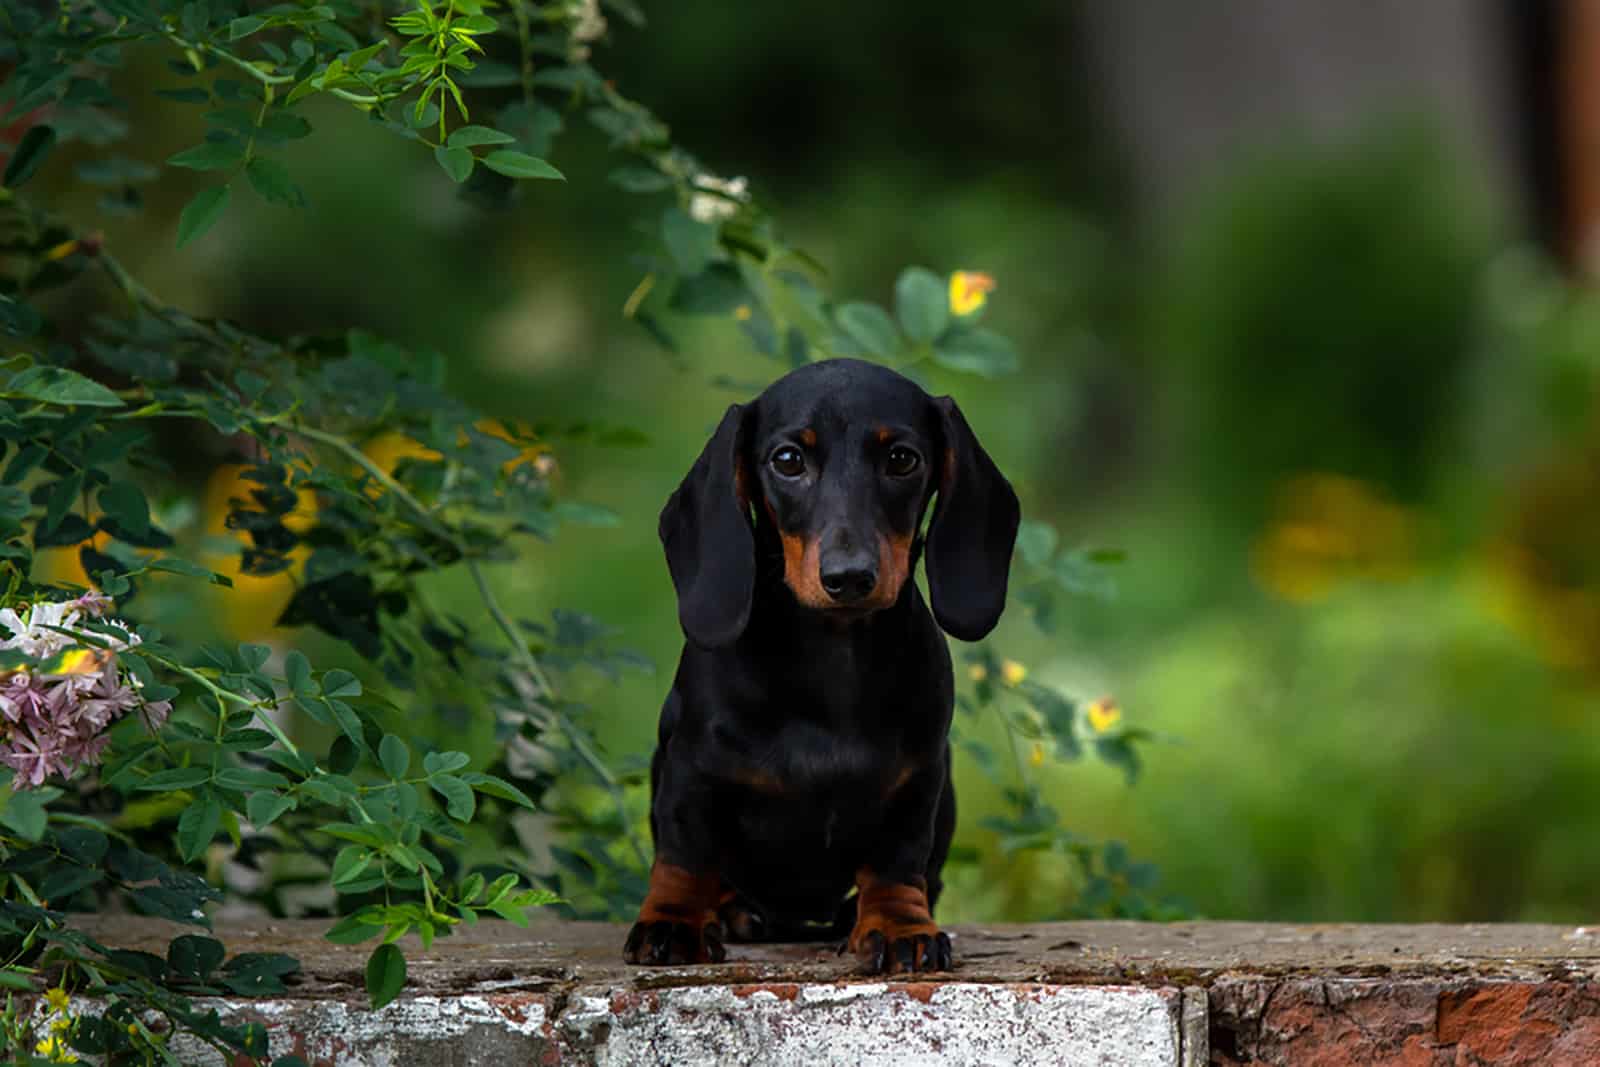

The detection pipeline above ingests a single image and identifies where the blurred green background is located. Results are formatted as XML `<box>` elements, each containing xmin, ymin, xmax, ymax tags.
<box><xmin>26</xmin><ymin>0</ymin><xmax>1600</xmax><ymax>924</ymax></box>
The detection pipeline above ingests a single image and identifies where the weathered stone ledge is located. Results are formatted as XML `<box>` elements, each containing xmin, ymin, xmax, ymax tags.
<box><xmin>64</xmin><ymin>917</ymin><xmax>1600</xmax><ymax>1065</ymax></box>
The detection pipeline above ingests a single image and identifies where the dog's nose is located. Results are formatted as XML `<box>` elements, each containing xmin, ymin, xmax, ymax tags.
<box><xmin>820</xmin><ymin>560</ymin><xmax>877</xmax><ymax>603</ymax></box>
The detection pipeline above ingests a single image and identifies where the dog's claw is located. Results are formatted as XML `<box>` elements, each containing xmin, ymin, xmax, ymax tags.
<box><xmin>622</xmin><ymin>919</ymin><xmax>726</xmax><ymax>965</ymax></box>
<box><xmin>852</xmin><ymin>929</ymin><xmax>953</xmax><ymax>975</ymax></box>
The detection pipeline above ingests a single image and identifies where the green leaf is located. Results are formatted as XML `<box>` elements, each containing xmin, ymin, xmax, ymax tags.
<box><xmin>421</xmin><ymin>751</ymin><xmax>469</xmax><ymax>776</ymax></box>
<box><xmin>325</xmin><ymin>911</ymin><xmax>383</xmax><ymax>945</ymax></box>
<box><xmin>552</xmin><ymin>500</ymin><xmax>620</xmax><ymax>527</ymax></box>
<box><xmin>895</xmin><ymin>266</ymin><xmax>949</xmax><ymax>344</ymax></box>
<box><xmin>148</xmin><ymin>556</ymin><xmax>231</xmax><ymax>585</ymax></box>
<box><xmin>246</xmin><ymin>792</ymin><xmax>295</xmax><ymax>828</ymax></box>
<box><xmin>221</xmin><ymin>952</ymin><xmax>299</xmax><ymax>995</ymax></box>
<box><xmin>319</xmin><ymin>821</ymin><xmax>388</xmax><ymax>848</ymax></box>
<box><xmin>661</xmin><ymin>208</ymin><xmax>717</xmax><ymax>274</ymax></box>
<box><xmin>136</xmin><ymin>767</ymin><xmax>211</xmax><ymax>792</ymax></box>
<box><xmin>459</xmin><ymin>772</ymin><xmax>535</xmax><ymax>809</ymax></box>
<box><xmin>365</xmin><ymin>943</ymin><xmax>406</xmax><ymax>1009</ymax></box>
<box><xmin>429</xmin><ymin>774</ymin><xmax>475</xmax><ymax>821</ymax></box>
<box><xmin>3</xmin><ymin>125</ymin><xmax>56</xmax><ymax>188</ymax></box>
<box><xmin>40</xmin><ymin>865</ymin><xmax>102</xmax><ymax>901</ymax></box>
<box><xmin>98</xmin><ymin>482</ymin><xmax>151</xmax><ymax>540</ymax></box>
<box><xmin>332</xmin><ymin>845</ymin><xmax>372</xmax><ymax>886</ymax></box>
<box><xmin>378</xmin><ymin>734</ymin><xmax>410</xmax><ymax>779</ymax></box>
<box><xmin>168</xmin><ymin>934</ymin><xmax>226</xmax><ymax>981</ymax></box>
<box><xmin>1015</xmin><ymin>520</ymin><xmax>1059</xmax><ymax>568</ymax></box>
<box><xmin>228</xmin><ymin>15</ymin><xmax>266</xmax><ymax>38</ymax></box>
<box><xmin>670</xmin><ymin>263</ymin><xmax>748</xmax><ymax>315</ymax></box>
<box><xmin>482</xmin><ymin>873</ymin><xmax>517</xmax><ymax>906</ymax></box>
<box><xmin>259</xmin><ymin>111</ymin><xmax>313</xmax><ymax>143</ymax></box>
<box><xmin>6</xmin><ymin>365</ymin><xmax>124</xmax><ymax>408</ymax></box>
<box><xmin>215</xmin><ymin>767</ymin><xmax>292</xmax><ymax>791</ymax></box>
<box><xmin>433</xmin><ymin>145</ymin><xmax>474</xmax><ymax>184</ymax></box>
<box><xmin>446</xmin><ymin>125</ymin><xmax>514</xmax><ymax>148</ymax></box>
<box><xmin>0</xmin><ymin>294</ymin><xmax>40</xmax><ymax>338</ymax></box>
<box><xmin>322</xmin><ymin>669</ymin><xmax>361</xmax><ymax>698</ymax></box>
<box><xmin>0</xmin><ymin>485</ymin><xmax>29</xmax><ymax>522</ymax></box>
<box><xmin>168</xmin><ymin>139</ymin><xmax>246</xmax><ymax>171</ymax></box>
<box><xmin>177</xmin><ymin>794</ymin><xmax>222</xmax><ymax>862</ymax></box>
<box><xmin>835</xmin><ymin>302</ymin><xmax>899</xmax><ymax>359</ymax></box>
<box><xmin>246</xmin><ymin>157</ymin><xmax>305</xmax><ymax>207</ymax></box>
<box><xmin>284</xmin><ymin>650</ymin><xmax>313</xmax><ymax>695</ymax></box>
<box><xmin>177</xmin><ymin>185</ymin><xmax>230</xmax><ymax>248</ymax></box>
<box><xmin>481</xmin><ymin>150</ymin><xmax>563</xmax><ymax>180</ymax></box>
<box><xmin>931</xmin><ymin>327</ymin><xmax>1020</xmax><ymax>378</ymax></box>
<box><xmin>0</xmin><ymin>788</ymin><xmax>51</xmax><ymax>840</ymax></box>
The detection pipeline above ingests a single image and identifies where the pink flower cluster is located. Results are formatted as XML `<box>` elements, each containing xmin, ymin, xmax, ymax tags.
<box><xmin>0</xmin><ymin>592</ymin><xmax>171</xmax><ymax>790</ymax></box>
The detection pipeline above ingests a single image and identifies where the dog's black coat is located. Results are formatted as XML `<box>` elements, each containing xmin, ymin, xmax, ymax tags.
<box><xmin>625</xmin><ymin>359</ymin><xmax>1020</xmax><ymax>974</ymax></box>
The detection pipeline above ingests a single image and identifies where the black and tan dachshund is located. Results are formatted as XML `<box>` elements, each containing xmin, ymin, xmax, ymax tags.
<box><xmin>624</xmin><ymin>358</ymin><xmax>1020</xmax><ymax>975</ymax></box>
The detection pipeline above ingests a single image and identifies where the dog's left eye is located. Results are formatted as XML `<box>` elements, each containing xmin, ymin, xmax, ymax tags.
<box><xmin>886</xmin><ymin>446</ymin><xmax>921</xmax><ymax>476</ymax></box>
<box><xmin>770</xmin><ymin>446</ymin><xmax>806</xmax><ymax>477</ymax></box>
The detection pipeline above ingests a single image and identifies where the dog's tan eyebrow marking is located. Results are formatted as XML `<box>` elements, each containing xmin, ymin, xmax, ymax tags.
<box><xmin>798</xmin><ymin>428</ymin><xmax>817</xmax><ymax>448</ymax></box>
<box><xmin>874</xmin><ymin>427</ymin><xmax>893</xmax><ymax>445</ymax></box>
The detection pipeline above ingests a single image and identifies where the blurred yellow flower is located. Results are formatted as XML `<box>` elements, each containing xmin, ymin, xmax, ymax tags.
<box><xmin>362</xmin><ymin>432</ymin><xmax>442</xmax><ymax>481</ymax></box>
<box><xmin>45</xmin><ymin>987</ymin><xmax>70</xmax><ymax>1014</ymax></box>
<box><xmin>201</xmin><ymin>463</ymin><xmax>318</xmax><ymax>639</ymax></box>
<box><xmin>1000</xmin><ymin>659</ymin><xmax>1027</xmax><ymax>686</ymax></box>
<box><xmin>32</xmin><ymin>531</ymin><xmax>110</xmax><ymax>589</ymax></box>
<box><xmin>1487</xmin><ymin>448</ymin><xmax>1600</xmax><ymax>672</ymax></box>
<box><xmin>949</xmin><ymin>271</ymin><xmax>996</xmax><ymax>317</ymax></box>
<box><xmin>1028</xmin><ymin>742</ymin><xmax>1045</xmax><ymax>767</ymax></box>
<box><xmin>1252</xmin><ymin>473</ymin><xmax>1415</xmax><ymax>602</ymax></box>
<box><xmin>1086</xmin><ymin>697</ymin><xmax>1121</xmax><ymax>733</ymax></box>
<box><xmin>734</xmin><ymin>305</ymin><xmax>752</xmax><ymax>322</ymax></box>
<box><xmin>473</xmin><ymin>420</ymin><xmax>557</xmax><ymax>478</ymax></box>
<box><xmin>967</xmin><ymin>663</ymin><xmax>988</xmax><ymax>682</ymax></box>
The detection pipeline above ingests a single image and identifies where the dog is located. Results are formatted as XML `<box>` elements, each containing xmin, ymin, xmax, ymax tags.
<box><xmin>624</xmin><ymin>358</ymin><xmax>1020</xmax><ymax>974</ymax></box>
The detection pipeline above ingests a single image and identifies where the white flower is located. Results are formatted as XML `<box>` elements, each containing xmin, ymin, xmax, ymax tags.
<box><xmin>688</xmin><ymin>174</ymin><xmax>750</xmax><ymax>224</ymax></box>
<box><xmin>571</xmin><ymin>0</ymin><xmax>606</xmax><ymax>43</ymax></box>
<box><xmin>0</xmin><ymin>602</ymin><xmax>77</xmax><ymax>658</ymax></box>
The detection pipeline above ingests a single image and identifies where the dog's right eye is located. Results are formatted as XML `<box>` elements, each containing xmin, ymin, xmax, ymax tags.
<box><xmin>770</xmin><ymin>446</ymin><xmax>806</xmax><ymax>477</ymax></box>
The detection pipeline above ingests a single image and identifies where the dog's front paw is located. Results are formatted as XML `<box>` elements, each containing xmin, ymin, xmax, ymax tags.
<box><xmin>623</xmin><ymin>918</ymin><xmax>726</xmax><ymax>965</ymax></box>
<box><xmin>848</xmin><ymin>924</ymin><xmax>952</xmax><ymax>975</ymax></box>
<box><xmin>847</xmin><ymin>872</ymin><xmax>952</xmax><ymax>974</ymax></box>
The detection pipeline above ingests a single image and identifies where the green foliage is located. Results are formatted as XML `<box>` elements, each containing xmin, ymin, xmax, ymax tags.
<box><xmin>0</xmin><ymin>0</ymin><xmax>1159</xmax><ymax>1059</ymax></box>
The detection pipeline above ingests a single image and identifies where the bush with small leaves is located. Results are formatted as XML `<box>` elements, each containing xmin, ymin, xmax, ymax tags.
<box><xmin>0</xmin><ymin>1</ymin><xmax>1163</xmax><ymax>1060</ymax></box>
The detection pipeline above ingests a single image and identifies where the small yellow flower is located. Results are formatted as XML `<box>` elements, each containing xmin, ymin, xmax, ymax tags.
<box><xmin>44</xmin><ymin>987</ymin><xmax>71</xmax><ymax>1014</ymax></box>
<box><xmin>1000</xmin><ymin>659</ymin><xmax>1027</xmax><ymax>687</ymax></box>
<box><xmin>51</xmin><ymin>1015</ymin><xmax>72</xmax><ymax>1033</ymax></box>
<box><xmin>967</xmin><ymin>663</ymin><xmax>988</xmax><ymax>682</ymax></box>
<box><xmin>1028</xmin><ymin>742</ymin><xmax>1045</xmax><ymax>767</ymax></box>
<box><xmin>1086</xmin><ymin>696</ymin><xmax>1122</xmax><ymax>733</ymax></box>
<box><xmin>35</xmin><ymin>1033</ymin><xmax>77</xmax><ymax>1063</ymax></box>
<box><xmin>949</xmin><ymin>271</ymin><xmax>996</xmax><ymax>317</ymax></box>
<box><xmin>127</xmin><ymin>1023</ymin><xmax>138</xmax><ymax>1036</ymax></box>
<box><xmin>43</xmin><ymin>239</ymin><xmax>79</xmax><ymax>262</ymax></box>
<box><xmin>734</xmin><ymin>304</ymin><xmax>752</xmax><ymax>322</ymax></box>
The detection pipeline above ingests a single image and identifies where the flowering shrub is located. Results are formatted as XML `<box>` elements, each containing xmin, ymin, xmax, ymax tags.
<box><xmin>0</xmin><ymin>594</ymin><xmax>170</xmax><ymax>789</ymax></box>
<box><xmin>0</xmin><ymin>0</ymin><xmax>1161</xmax><ymax>1061</ymax></box>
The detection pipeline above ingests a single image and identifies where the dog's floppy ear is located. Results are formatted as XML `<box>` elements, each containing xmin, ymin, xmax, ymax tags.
<box><xmin>925</xmin><ymin>396</ymin><xmax>1021</xmax><ymax>641</ymax></box>
<box><xmin>659</xmin><ymin>404</ymin><xmax>755</xmax><ymax>649</ymax></box>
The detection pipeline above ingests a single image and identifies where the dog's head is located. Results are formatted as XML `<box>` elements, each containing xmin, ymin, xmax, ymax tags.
<box><xmin>660</xmin><ymin>359</ymin><xmax>1020</xmax><ymax>648</ymax></box>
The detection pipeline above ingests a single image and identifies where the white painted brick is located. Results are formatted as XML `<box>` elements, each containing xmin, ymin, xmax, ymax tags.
<box><xmin>584</xmin><ymin>982</ymin><xmax>1182</xmax><ymax>1067</ymax></box>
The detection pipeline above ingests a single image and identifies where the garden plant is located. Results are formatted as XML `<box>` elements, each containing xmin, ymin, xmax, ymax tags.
<box><xmin>0</xmin><ymin>0</ymin><xmax>1157</xmax><ymax>1061</ymax></box>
